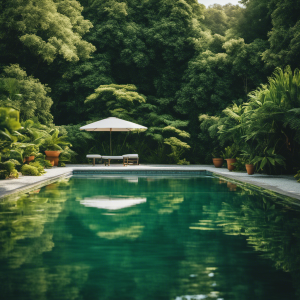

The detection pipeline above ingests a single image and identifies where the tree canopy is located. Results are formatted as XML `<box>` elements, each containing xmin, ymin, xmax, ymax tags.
<box><xmin>0</xmin><ymin>0</ymin><xmax>299</xmax><ymax>166</ymax></box>
<box><xmin>0</xmin><ymin>0</ymin><xmax>95</xmax><ymax>65</ymax></box>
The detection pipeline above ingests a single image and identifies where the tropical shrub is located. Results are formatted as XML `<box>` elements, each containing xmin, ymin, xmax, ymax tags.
<box><xmin>41</xmin><ymin>128</ymin><xmax>71</xmax><ymax>151</ymax></box>
<box><xmin>231</xmin><ymin>157</ymin><xmax>247</xmax><ymax>171</ymax></box>
<box><xmin>0</xmin><ymin>65</ymin><xmax>53</xmax><ymax>124</ymax></box>
<box><xmin>10</xmin><ymin>169</ymin><xmax>19</xmax><ymax>178</ymax></box>
<box><xmin>164</xmin><ymin>137</ymin><xmax>191</xmax><ymax>164</ymax></box>
<box><xmin>0</xmin><ymin>170</ymin><xmax>8</xmax><ymax>179</ymax></box>
<box><xmin>0</xmin><ymin>107</ymin><xmax>21</xmax><ymax>159</ymax></box>
<box><xmin>7</xmin><ymin>159</ymin><xmax>21</xmax><ymax>166</ymax></box>
<box><xmin>35</xmin><ymin>157</ymin><xmax>53</xmax><ymax>169</ymax></box>
<box><xmin>29</xmin><ymin>162</ymin><xmax>46</xmax><ymax>175</ymax></box>
<box><xmin>18</xmin><ymin>119</ymin><xmax>48</xmax><ymax>146</ymax></box>
<box><xmin>0</xmin><ymin>107</ymin><xmax>21</xmax><ymax>132</ymax></box>
<box><xmin>58</xmin><ymin>146</ymin><xmax>77</xmax><ymax>165</ymax></box>
<box><xmin>177</xmin><ymin>158</ymin><xmax>190</xmax><ymax>165</ymax></box>
<box><xmin>61</xmin><ymin>124</ymin><xmax>94</xmax><ymax>163</ymax></box>
<box><xmin>202</xmin><ymin>66</ymin><xmax>300</xmax><ymax>174</ymax></box>
<box><xmin>44</xmin><ymin>160</ymin><xmax>53</xmax><ymax>169</ymax></box>
<box><xmin>23</xmin><ymin>145</ymin><xmax>38</xmax><ymax>158</ymax></box>
<box><xmin>0</xmin><ymin>161</ymin><xmax>19</xmax><ymax>179</ymax></box>
<box><xmin>199</xmin><ymin>104</ymin><xmax>244</xmax><ymax>163</ymax></box>
<box><xmin>241</xmin><ymin>66</ymin><xmax>300</xmax><ymax>173</ymax></box>
<box><xmin>1</xmin><ymin>161</ymin><xmax>15</xmax><ymax>173</ymax></box>
<box><xmin>221</xmin><ymin>144</ymin><xmax>239</xmax><ymax>159</ymax></box>
<box><xmin>251</xmin><ymin>148</ymin><xmax>286</xmax><ymax>174</ymax></box>
<box><xmin>20</xmin><ymin>165</ymin><xmax>41</xmax><ymax>176</ymax></box>
<box><xmin>217</xmin><ymin>104</ymin><xmax>245</xmax><ymax>147</ymax></box>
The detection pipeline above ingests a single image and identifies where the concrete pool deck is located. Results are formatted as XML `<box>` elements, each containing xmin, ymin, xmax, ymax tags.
<box><xmin>0</xmin><ymin>164</ymin><xmax>300</xmax><ymax>203</ymax></box>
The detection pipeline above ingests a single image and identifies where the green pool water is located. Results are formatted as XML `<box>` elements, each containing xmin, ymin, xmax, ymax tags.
<box><xmin>0</xmin><ymin>175</ymin><xmax>299</xmax><ymax>300</ymax></box>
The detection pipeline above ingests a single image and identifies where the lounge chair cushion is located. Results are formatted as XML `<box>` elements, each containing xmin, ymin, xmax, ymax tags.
<box><xmin>122</xmin><ymin>154</ymin><xmax>138</xmax><ymax>158</ymax></box>
<box><xmin>102</xmin><ymin>156</ymin><xmax>123</xmax><ymax>160</ymax></box>
<box><xmin>86</xmin><ymin>154</ymin><xmax>102</xmax><ymax>158</ymax></box>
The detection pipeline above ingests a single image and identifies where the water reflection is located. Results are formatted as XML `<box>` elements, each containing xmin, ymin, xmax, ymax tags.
<box><xmin>80</xmin><ymin>197</ymin><xmax>146</xmax><ymax>210</ymax></box>
<box><xmin>216</xmin><ymin>183</ymin><xmax>300</xmax><ymax>297</ymax></box>
<box><xmin>0</xmin><ymin>179</ymin><xmax>70</xmax><ymax>268</ymax></box>
<box><xmin>0</xmin><ymin>175</ymin><xmax>299</xmax><ymax>299</ymax></box>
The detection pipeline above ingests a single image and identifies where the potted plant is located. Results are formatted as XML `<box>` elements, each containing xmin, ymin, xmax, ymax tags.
<box><xmin>222</xmin><ymin>144</ymin><xmax>239</xmax><ymax>171</ymax></box>
<box><xmin>42</xmin><ymin>129</ymin><xmax>71</xmax><ymax>166</ymax></box>
<box><xmin>245</xmin><ymin>162</ymin><xmax>255</xmax><ymax>175</ymax></box>
<box><xmin>244</xmin><ymin>153</ymin><xmax>255</xmax><ymax>175</ymax></box>
<box><xmin>212</xmin><ymin>149</ymin><xmax>224</xmax><ymax>168</ymax></box>
<box><xmin>240</xmin><ymin>149</ymin><xmax>255</xmax><ymax>175</ymax></box>
<box><xmin>23</xmin><ymin>145</ymin><xmax>38</xmax><ymax>163</ymax></box>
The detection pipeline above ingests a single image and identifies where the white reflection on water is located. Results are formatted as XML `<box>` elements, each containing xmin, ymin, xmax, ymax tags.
<box><xmin>175</xmin><ymin>296</ymin><xmax>223</xmax><ymax>300</ymax></box>
<box><xmin>80</xmin><ymin>197</ymin><xmax>146</xmax><ymax>210</ymax></box>
<box><xmin>175</xmin><ymin>295</ymin><xmax>207</xmax><ymax>300</ymax></box>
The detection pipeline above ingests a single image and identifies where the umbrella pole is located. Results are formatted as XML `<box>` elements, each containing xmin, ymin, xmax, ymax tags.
<box><xmin>110</xmin><ymin>128</ymin><xmax>112</xmax><ymax>155</ymax></box>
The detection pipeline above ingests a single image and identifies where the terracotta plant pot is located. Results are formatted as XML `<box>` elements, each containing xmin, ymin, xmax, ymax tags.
<box><xmin>226</xmin><ymin>158</ymin><xmax>236</xmax><ymax>171</ymax></box>
<box><xmin>212</xmin><ymin>158</ymin><xmax>224</xmax><ymax>168</ymax></box>
<box><xmin>25</xmin><ymin>156</ymin><xmax>35</xmax><ymax>163</ymax></box>
<box><xmin>245</xmin><ymin>164</ymin><xmax>255</xmax><ymax>175</ymax></box>
<box><xmin>45</xmin><ymin>150</ymin><xmax>61</xmax><ymax>166</ymax></box>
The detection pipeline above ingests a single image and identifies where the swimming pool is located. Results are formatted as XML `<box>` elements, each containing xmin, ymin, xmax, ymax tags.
<box><xmin>0</xmin><ymin>174</ymin><xmax>299</xmax><ymax>300</ymax></box>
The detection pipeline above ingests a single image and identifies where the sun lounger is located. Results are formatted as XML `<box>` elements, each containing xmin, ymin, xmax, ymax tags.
<box><xmin>86</xmin><ymin>154</ymin><xmax>102</xmax><ymax>166</ymax></box>
<box><xmin>100</xmin><ymin>154</ymin><xmax>139</xmax><ymax>166</ymax></box>
<box><xmin>123</xmin><ymin>154</ymin><xmax>139</xmax><ymax>166</ymax></box>
<box><xmin>102</xmin><ymin>156</ymin><xmax>124</xmax><ymax>166</ymax></box>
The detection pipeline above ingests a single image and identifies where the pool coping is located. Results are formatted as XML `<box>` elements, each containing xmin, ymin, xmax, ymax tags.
<box><xmin>0</xmin><ymin>170</ymin><xmax>73</xmax><ymax>202</ymax></box>
<box><xmin>211</xmin><ymin>173</ymin><xmax>300</xmax><ymax>208</ymax></box>
<box><xmin>0</xmin><ymin>165</ymin><xmax>300</xmax><ymax>204</ymax></box>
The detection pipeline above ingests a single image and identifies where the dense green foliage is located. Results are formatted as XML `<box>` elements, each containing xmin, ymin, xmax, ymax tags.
<box><xmin>21</xmin><ymin>164</ymin><xmax>42</xmax><ymax>176</ymax></box>
<box><xmin>0</xmin><ymin>106</ymin><xmax>74</xmax><ymax>178</ymax></box>
<box><xmin>0</xmin><ymin>0</ymin><xmax>300</xmax><ymax>171</ymax></box>
<box><xmin>0</xmin><ymin>65</ymin><xmax>53</xmax><ymax>124</ymax></box>
<box><xmin>0</xmin><ymin>0</ymin><xmax>95</xmax><ymax>65</ymax></box>
<box><xmin>201</xmin><ymin>67</ymin><xmax>300</xmax><ymax>174</ymax></box>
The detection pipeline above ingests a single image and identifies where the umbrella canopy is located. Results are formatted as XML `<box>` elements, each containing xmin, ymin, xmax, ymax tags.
<box><xmin>80</xmin><ymin>117</ymin><xmax>147</xmax><ymax>155</ymax></box>
<box><xmin>80</xmin><ymin>117</ymin><xmax>147</xmax><ymax>132</ymax></box>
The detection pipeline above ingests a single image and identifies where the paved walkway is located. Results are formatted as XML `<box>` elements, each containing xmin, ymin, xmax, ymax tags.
<box><xmin>0</xmin><ymin>164</ymin><xmax>300</xmax><ymax>202</ymax></box>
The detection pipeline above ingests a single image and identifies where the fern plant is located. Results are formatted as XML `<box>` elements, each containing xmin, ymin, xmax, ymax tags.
<box><xmin>221</xmin><ymin>144</ymin><xmax>239</xmax><ymax>159</ymax></box>
<box><xmin>41</xmin><ymin>129</ymin><xmax>71</xmax><ymax>151</ymax></box>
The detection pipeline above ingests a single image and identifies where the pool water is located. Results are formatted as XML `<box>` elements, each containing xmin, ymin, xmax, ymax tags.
<box><xmin>0</xmin><ymin>175</ymin><xmax>299</xmax><ymax>300</ymax></box>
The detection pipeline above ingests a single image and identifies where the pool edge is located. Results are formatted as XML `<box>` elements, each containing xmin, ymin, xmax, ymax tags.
<box><xmin>0</xmin><ymin>171</ymin><xmax>72</xmax><ymax>202</ymax></box>
<box><xmin>212</xmin><ymin>172</ymin><xmax>300</xmax><ymax>207</ymax></box>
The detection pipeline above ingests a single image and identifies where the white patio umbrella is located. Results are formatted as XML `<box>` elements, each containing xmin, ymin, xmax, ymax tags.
<box><xmin>80</xmin><ymin>117</ymin><xmax>147</xmax><ymax>155</ymax></box>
